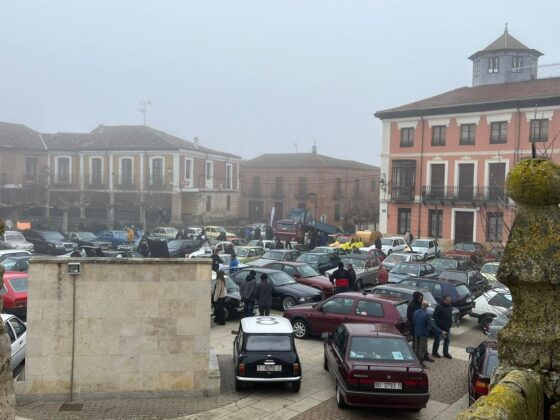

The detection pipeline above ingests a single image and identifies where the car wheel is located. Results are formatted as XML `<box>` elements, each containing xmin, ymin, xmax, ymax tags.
<box><xmin>291</xmin><ymin>380</ymin><xmax>301</xmax><ymax>393</ymax></box>
<box><xmin>323</xmin><ymin>353</ymin><xmax>329</xmax><ymax>371</ymax></box>
<box><xmin>423</xmin><ymin>253</ymin><xmax>428</xmax><ymax>260</ymax></box>
<box><xmin>336</xmin><ymin>383</ymin><xmax>348</xmax><ymax>409</ymax></box>
<box><xmin>480</xmin><ymin>315</ymin><xmax>494</xmax><ymax>330</ymax></box>
<box><xmin>235</xmin><ymin>378</ymin><xmax>244</xmax><ymax>392</ymax></box>
<box><xmin>292</xmin><ymin>319</ymin><xmax>309</xmax><ymax>339</ymax></box>
<box><xmin>356</xmin><ymin>279</ymin><xmax>363</xmax><ymax>290</ymax></box>
<box><xmin>387</xmin><ymin>249</ymin><xmax>392</xmax><ymax>255</ymax></box>
<box><xmin>282</xmin><ymin>296</ymin><xmax>297</xmax><ymax>311</ymax></box>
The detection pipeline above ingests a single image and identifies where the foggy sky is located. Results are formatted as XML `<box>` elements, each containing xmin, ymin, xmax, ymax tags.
<box><xmin>1</xmin><ymin>0</ymin><xmax>558</xmax><ymax>165</ymax></box>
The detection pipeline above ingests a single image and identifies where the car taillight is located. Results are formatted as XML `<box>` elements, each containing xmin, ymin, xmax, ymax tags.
<box><xmin>474</xmin><ymin>377</ymin><xmax>489</xmax><ymax>395</ymax></box>
<box><xmin>293</xmin><ymin>363</ymin><xmax>300</xmax><ymax>376</ymax></box>
<box><xmin>238</xmin><ymin>363</ymin><xmax>246</xmax><ymax>376</ymax></box>
<box><xmin>348</xmin><ymin>373</ymin><xmax>374</xmax><ymax>386</ymax></box>
<box><xmin>404</xmin><ymin>376</ymin><xmax>429</xmax><ymax>389</ymax></box>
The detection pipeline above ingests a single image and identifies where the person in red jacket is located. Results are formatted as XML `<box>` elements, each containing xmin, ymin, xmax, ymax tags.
<box><xmin>329</xmin><ymin>262</ymin><xmax>350</xmax><ymax>294</ymax></box>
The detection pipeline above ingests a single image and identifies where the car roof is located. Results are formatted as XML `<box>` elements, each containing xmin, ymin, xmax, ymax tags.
<box><xmin>264</xmin><ymin>261</ymin><xmax>305</xmax><ymax>267</ymax></box>
<box><xmin>383</xmin><ymin>236</ymin><xmax>404</xmax><ymax>240</ymax></box>
<box><xmin>0</xmin><ymin>250</ymin><xmax>32</xmax><ymax>256</ymax></box>
<box><xmin>299</xmin><ymin>252</ymin><xmax>327</xmax><ymax>256</ymax></box>
<box><xmin>241</xmin><ymin>316</ymin><xmax>293</xmax><ymax>334</ymax></box>
<box><xmin>342</xmin><ymin>323</ymin><xmax>402</xmax><ymax>337</ymax></box>
<box><xmin>2</xmin><ymin>255</ymin><xmax>31</xmax><ymax>261</ymax></box>
<box><xmin>388</xmin><ymin>252</ymin><xmax>422</xmax><ymax>257</ymax></box>
<box><xmin>395</xmin><ymin>261</ymin><xmax>427</xmax><ymax>266</ymax></box>
<box><xmin>373</xmin><ymin>284</ymin><xmax>430</xmax><ymax>294</ymax></box>
<box><xmin>340</xmin><ymin>254</ymin><xmax>375</xmax><ymax>260</ymax></box>
<box><xmin>335</xmin><ymin>292</ymin><xmax>407</xmax><ymax>304</ymax></box>
<box><xmin>402</xmin><ymin>276</ymin><xmax>464</xmax><ymax>286</ymax></box>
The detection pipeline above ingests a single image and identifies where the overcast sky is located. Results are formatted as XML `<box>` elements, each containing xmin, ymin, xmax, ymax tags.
<box><xmin>1</xmin><ymin>1</ymin><xmax>558</xmax><ymax>165</ymax></box>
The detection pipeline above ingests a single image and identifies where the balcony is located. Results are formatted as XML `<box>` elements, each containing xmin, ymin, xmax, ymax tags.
<box><xmin>421</xmin><ymin>186</ymin><xmax>508</xmax><ymax>204</ymax></box>
<box><xmin>389</xmin><ymin>185</ymin><xmax>415</xmax><ymax>202</ymax></box>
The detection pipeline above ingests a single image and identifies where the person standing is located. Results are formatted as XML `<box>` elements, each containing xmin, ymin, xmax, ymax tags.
<box><xmin>347</xmin><ymin>263</ymin><xmax>357</xmax><ymax>291</ymax></box>
<box><xmin>257</xmin><ymin>273</ymin><xmax>273</xmax><ymax>316</ymax></box>
<box><xmin>432</xmin><ymin>295</ymin><xmax>454</xmax><ymax>359</ymax></box>
<box><xmin>329</xmin><ymin>262</ymin><xmax>350</xmax><ymax>294</ymax></box>
<box><xmin>213</xmin><ymin>271</ymin><xmax>227</xmax><ymax>325</ymax></box>
<box><xmin>229</xmin><ymin>254</ymin><xmax>240</xmax><ymax>275</ymax></box>
<box><xmin>240</xmin><ymin>270</ymin><xmax>257</xmax><ymax>318</ymax></box>
<box><xmin>375</xmin><ymin>234</ymin><xmax>382</xmax><ymax>250</ymax></box>
<box><xmin>126</xmin><ymin>226</ymin><xmax>135</xmax><ymax>245</ymax></box>
<box><xmin>254</xmin><ymin>226</ymin><xmax>262</xmax><ymax>242</ymax></box>
<box><xmin>412</xmin><ymin>301</ymin><xmax>446</xmax><ymax>367</ymax></box>
<box><xmin>211</xmin><ymin>248</ymin><xmax>222</xmax><ymax>273</ymax></box>
<box><xmin>266</xmin><ymin>224</ymin><xmax>274</xmax><ymax>241</ymax></box>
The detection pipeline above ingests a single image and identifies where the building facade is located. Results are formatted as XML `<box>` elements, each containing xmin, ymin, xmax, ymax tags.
<box><xmin>375</xmin><ymin>30</ymin><xmax>560</xmax><ymax>248</ymax></box>
<box><xmin>240</xmin><ymin>148</ymin><xmax>380</xmax><ymax>229</ymax></box>
<box><xmin>0</xmin><ymin>123</ymin><xmax>240</xmax><ymax>230</ymax></box>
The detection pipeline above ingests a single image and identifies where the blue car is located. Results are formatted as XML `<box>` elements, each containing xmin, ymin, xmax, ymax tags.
<box><xmin>95</xmin><ymin>231</ymin><xmax>129</xmax><ymax>249</ymax></box>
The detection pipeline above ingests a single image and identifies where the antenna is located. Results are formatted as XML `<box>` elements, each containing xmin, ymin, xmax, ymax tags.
<box><xmin>138</xmin><ymin>100</ymin><xmax>152</xmax><ymax>126</ymax></box>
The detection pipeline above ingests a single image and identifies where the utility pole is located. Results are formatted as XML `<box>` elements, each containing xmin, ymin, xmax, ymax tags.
<box><xmin>138</xmin><ymin>100</ymin><xmax>152</xmax><ymax>126</ymax></box>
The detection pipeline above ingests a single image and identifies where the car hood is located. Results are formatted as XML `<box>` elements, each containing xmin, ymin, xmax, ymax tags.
<box><xmin>284</xmin><ymin>303</ymin><xmax>316</xmax><ymax>313</ymax></box>
<box><xmin>300</xmin><ymin>275</ymin><xmax>333</xmax><ymax>288</ymax></box>
<box><xmin>4</xmin><ymin>241</ymin><xmax>33</xmax><ymax>250</ymax></box>
<box><xmin>276</xmin><ymin>282</ymin><xmax>322</xmax><ymax>297</ymax></box>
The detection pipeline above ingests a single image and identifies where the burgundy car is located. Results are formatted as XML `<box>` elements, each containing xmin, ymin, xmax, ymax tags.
<box><xmin>283</xmin><ymin>292</ymin><xmax>410</xmax><ymax>339</ymax></box>
<box><xmin>323</xmin><ymin>323</ymin><xmax>429</xmax><ymax>410</ymax></box>
<box><xmin>262</xmin><ymin>261</ymin><xmax>336</xmax><ymax>297</ymax></box>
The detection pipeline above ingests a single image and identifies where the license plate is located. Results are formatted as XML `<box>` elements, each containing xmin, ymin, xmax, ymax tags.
<box><xmin>257</xmin><ymin>365</ymin><xmax>282</xmax><ymax>372</ymax></box>
<box><xmin>374</xmin><ymin>382</ymin><xmax>402</xmax><ymax>390</ymax></box>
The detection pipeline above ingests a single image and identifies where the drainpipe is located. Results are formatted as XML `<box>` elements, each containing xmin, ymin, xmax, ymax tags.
<box><xmin>417</xmin><ymin>117</ymin><xmax>425</xmax><ymax>239</ymax></box>
<box><xmin>515</xmin><ymin>108</ymin><xmax>521</xmax><ymax>164</ymax></box>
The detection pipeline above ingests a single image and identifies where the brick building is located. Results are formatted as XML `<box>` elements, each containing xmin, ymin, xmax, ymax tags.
<box><xmin>375</xmin><ymin>29</ymin><xmax>560</xmax><ymax>248</ymax></box>
<box><xmin>239</xmin><ymin>147</ymin><xmax>380</xmax><ymax>228</ymax></box>
<box><xmin>0</xmin><ymin>123</ymin><xmax>240</xmax><ymax>230</ymax></box>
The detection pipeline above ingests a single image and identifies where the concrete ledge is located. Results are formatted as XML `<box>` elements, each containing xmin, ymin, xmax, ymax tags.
<box><xmin>29</xmin><ymin>257</ymin><xmax>211</xmax><ymax>265</ymax></box>
<box><xmin>16</xmin><ymin>388</ymin><xmax>215</xmax><ymax>402</ymax></box>
<box><xmin>207</xmin><ymin>349</ymin><xmax>221</xmax><ymax>397</ymax></box>
<box><xmin>458</xmin><ymin>370</ymin><xmax>543</xmax><ymax>420</ymax></box>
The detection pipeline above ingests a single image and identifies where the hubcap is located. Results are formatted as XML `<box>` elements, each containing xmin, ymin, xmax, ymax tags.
<box><xmin>293</xmin><ymin>322</ymin><xmax>306</xmax><ymax>338</ymax></box>
<box><xmin>283</xmin><ymin>297</ymin><xmax>296</xmax><ymax>310</ymax></box>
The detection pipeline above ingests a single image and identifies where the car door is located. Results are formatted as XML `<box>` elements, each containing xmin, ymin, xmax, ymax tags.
<box><xmin>310</xmin><ymin>297</ymin><xmax>356</xmax><ymax>335</ymax></box>
<box><xmin>8</xmin><ymin>317</ymin><xmax>26</xmax><ymax>369</ymax></box>
<box><xmin>3</xmin><ymin>319</ymin><xmax>17</xmax><ymax>370</ymax></box>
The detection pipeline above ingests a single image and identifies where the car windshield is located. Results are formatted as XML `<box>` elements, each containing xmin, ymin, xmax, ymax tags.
<box><xmin>455</xmin><ymin>285</ymin><xmax>471</xmax><ymax>297</ymax></box>
<box><xmin>269</xmin><ymin>272</ymin><xmax>297</xmax><ymax>286</ymax></box>
<box><xmin>491</xmin><ymin>312</ymin><xmax>511</xmax><ymax>328</ymax></box>
<box><xmin>336</xmin><ymin>237</ymin><xmax>351</xmax><ymax>244</ymax></box>
<box><xmin>262</xmin><ymin>251</ymin><xmax>282</xmax><ymax>260</ymax></box>
<box><xmin>298</xmin><ymin>264</ymin><xmax>320</xmax><ymax>277</ymax></box>
<box><xmin>5</xmin><ymin>233</ymin><xmax>26</xmax><ymax>242</ymax></box>
<box><xmin>2</xmin><ymin>258</ymin><xmax>19</xmax><ymax>270</ymax></box>
<box><xmin>246</xmin><ymin>334</ymin><xmax>292</xmax><ymax>352</ymax></box>
<box><xmin>167</xmin><ymin>240</ymin><xmax>184</xmax><ymax>249</ymax></box>
<box><xmin>340</xmin><ymin>258</ymin><xmax>365</xmax><ymax>269</ymax></box>
<box><xmin>481</xmin><ymin>264</ymin><xmax>499</xmax><ymax>275</ymax></box>
<box><xmin>297</xmin><ymin>254</ymin><xmax>319</xmax><ymax>264</ymax></box>
<box><xmin>484</xmin><ymin>353</ymin><xmax>499</xmax><ymax>376</ymax></box>
<box><xmin>381</xmin><ymin>239</ymin><xmax>394</xmax><ymax>246</ymax></box>
<box><xmin>392</xmin><ymin>264</ymin><xmax>418</xmax><ymax>276</ymax></box>
<box><xmin>410</xmin><ymin>240</ymin><xmax>429</xmax><ymax>248</ymax></box>
<box><xmin>276</xmin><ymin>223</ymin><xmax>296</xmax><ymax>232</ymax></box>
<box><xmin>9</xmin><ymin>277</ymin><xmax>28</xmax><ymax>292</ymax></box>
<box><xmin>235</xmin><ymin>248</ymin><xmax>250</xmax><ymax>257</ymax></box>
<box><xmin>77</xmin><ymin>232</ymin><xmax>97</xmax><ymax>240</ymax></box>
<box><xmin>384</xmin><ymin>254</ymin><xmax>407</xmax><ymax>265</ymax></box>
<box><xmin>431</xmin><ymin>258</ymin><xmax>457</xmax><ymax>271</ymax></box>
<box><xmin>454</xmin><ymin>243</ymin><xmax>476</xmax><ymax>252</ymax></box>
<box><xmin>43</xmin><ymin>231</ymin><xmax>65</xmax><ymax>241</ymax></box>
<box><xmin>348</xmin><ymin>337</ymin><xmax>415</xmax><ymax>361</ymax></box>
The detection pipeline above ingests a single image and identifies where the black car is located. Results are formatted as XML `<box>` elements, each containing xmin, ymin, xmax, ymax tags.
<box><xmin>230</xmin><ymin>268</ymin><xmax>323</xmax><ymax>310</ymax></box>
<box><xmin>232</xmin><ymin>316</ymin><xmax>302</xmax><ymax>392</ymax></box>
<box><xmin>466</xmin><ymin>341</ymin><xmax>499</xmax><ymax>405</ymax></box>
<box><xmin>167</xmin><ymin>239</ymin><xmax>203</xmax><ymax>257</ymax></box>
<box><xmin>295</xmin><ymin>252</ymin><xmax>339</xmax><ymax>274</ymax></box>
<box><xmin>397</xmin><ymin>277</ymin><xmax>475</xmax><ymax>317</ymax></box>
<box><xmin>438</xmin><ymin>270</ymin><xmax>490</xmax><ymax>298</ymax></box>
<box><xmin>211</xmin><ymin>275</ymin><xmax>244</xmax><ymax>320</ymax></box>
<box><xmin>23</xmin><ymin>230</ymin><xmax>76</xmax><ymax>255</ymax></box>
<box><xmin>388</xmin><ymin>262</ymin><xmax>437</xmax><ymax>283</ymax></box>
<box><xmin>67</xmin><ymin>232</ymin><xmax>112</xmax><ymax>250</ymax></box>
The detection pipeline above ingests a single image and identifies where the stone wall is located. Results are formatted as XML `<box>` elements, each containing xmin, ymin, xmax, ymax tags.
<box><xmin>16</xmin><ymin>258</ymin><xmax>218</xmax><ymax>400</ymax></box>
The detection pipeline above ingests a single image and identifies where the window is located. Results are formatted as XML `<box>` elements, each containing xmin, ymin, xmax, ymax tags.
<box><xmin>246</xmin><ymin>334</ymin><xmax>292</xmax><ymax>352</ymax></box>
<box><xmin>298</xmin><ymin>177</ymin><xmax>307</xmax><ymax>197</ymax></box>
<box><xmin>206</xmin><ymin>195</ymin><xmax>212</xmax><ymax>212</ymax></box>
<box><xmin>252</xmin><ymin>176</ymin><xmax>261</xmax><ymax>196</ymax></box>
<box><xmin>4</xmin><ymin>322</ymin><xmax>15</xmax><ymax>343</ymax></box>
<box><xmin>55</xmin><ymin>157</ymin><xmax>71</xmax><ymax>183</ymax></box>
<box><xmin>397</xmin><ymin>208</ymin><xmax>411</xmax><ymax>235</ymax></box>
<box><xmin>25</xmin><ymin>157</ymin><xmax>38</xmax><ymax>180</ymax></box>
<box><xmin>431</xmin><ymin>126</ymin><xmax>446</xmax><ymax>146</ymax></box>
<box><xmin>474</xmin><ymin>59</ymin><xmax>480</xmax><ymax>77</ymax></box>
<box><xmin>486</xmin><ymin>212</ymin><xmax>503</xmax><ymax>242</ymax></box>
<box><xmin>8</xmin><ymin>317</ymin><xmax>26</xmax><ymax>337</ymax></box>
<box><xmin>322</xmin><ymin>297</ymin><xmax>354</xmax><ymax>315</ymax></box>
<box><xmin>334</xmin><ymin>203</ymin><xmax>341</xmax><ymax>222</ymax></box>
<box><xmin>274</xmin><ymin>177</ymin><xmax>284</xmax><ymax>197</ymax></box>
<box><xmin>400</xmin><ymin>127</ymin><xmax>414</xmax><ymax>147</ymax></box>
<box><xmin>335</xmin><ymin>178</ymin><xmax>342</xmax><ymax>198</ymax></box>
<box><xmin>512</xmin><ymin>56</ymin><xmax>523</xmax><ymax>73</ymax></box>
<box><xmin>391</xmin><ymin>160</ymin><xmax>416</xmax><ymax>200</ymax></box>
<box><xmin>205</xmin><ymin>161</ymin><xmax>213</xmax><ymax>181</ymax></box>
<box><xmin>185</xmin><ymin>158</ymin><xmax>193</xmax><ymax>184</ymax></box>
<box><xmin>120</xmin><ymin>158</ymin><xmax>133</xmax><ymax>185</ymax></box>
<box><xmin>355</xmin><ymin>300</ymin><xmax>384</xmax><ymax>317</ymax></box>
<box><xmin>90</xmin><ymin>157</ymin><xmax>103</xmax><ymax>185</ymax></box>
<box><xmin>151</xmin><ymin>158</ymin><xmax>164</xmax><ymax>185</ymax></box>
<box><xmin>530</xmin><ymin>119</ymin><xmax>548</xmax><ymax>142</ymax></box>
<box><xmin>349</xmin><ymin>337</ymin><xmax>415</xmax><ymax>362</ymax></box>
<box><xmin>490</xmin><ymin>122</ymin><xmax>508</xmax><ymax>144</ymax></box>
<box><xmin>488</xmin><ymin>292</ymin><xmax>512</xmax><ymax>309</ymax></box>
<box><xmin>488</xmin><ymin>57</ymin><xmax>499</xmax><ymax>73</ymax></box>
<box><xmin>428</xmin><ymin>209</ymin><xmax>443</xmax><ymax>238</ymax></box>
<box><xmin>334</xmin><ymin>327</ymin><xmax>349</xmax><ymax>354</ymax></box>
<box><xmin>460</xmin><ymin>124</ymin><xmax>476</xmax><ymax>145</ymax></box>
<box><xmin>226</xmin><ymin>163</ymin><xmax>233</xmax><ymax>190</ymax></box>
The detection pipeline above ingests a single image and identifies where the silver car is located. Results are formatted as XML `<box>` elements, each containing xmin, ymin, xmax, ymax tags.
<box><xmin>0</xmin><ymin>231</ymin><xmax>34</xmax><ymax>252</ymax></box>
<box><xmin>2</xmin><ymin>313</ymin><xmax>27</xmax><ymax>371</ymax></box>
<box><xmin>325</xmin><ymin>254</ymin><xmax>380</xmax><ymax>289</ymax></box>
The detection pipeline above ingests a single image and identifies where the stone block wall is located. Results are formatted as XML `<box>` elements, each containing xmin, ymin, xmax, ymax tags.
<box><xmin>17</xmin><ymin>258</ymin><xmax>216</xmax><ymax>399</ymax></box>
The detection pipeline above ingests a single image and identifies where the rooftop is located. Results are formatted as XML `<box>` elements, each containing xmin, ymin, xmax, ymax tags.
<box><xmin>242</xmin><ymin>153</ymin><xmax>378</xmax><ymax>170</ymax></box>
<box><xmin>0</xmin><ymin>122</ymin><xmax>46</xmax><ymax>151</ymax></box>
<box><xmin>240</xmin><ymin>316</ymin><xmax>293</xmax><ymax>334</ymax></box>
<box><xmin>469</xmin><ymin>28</ymin><xmax>543</xmax><ymax>60</ymax></box>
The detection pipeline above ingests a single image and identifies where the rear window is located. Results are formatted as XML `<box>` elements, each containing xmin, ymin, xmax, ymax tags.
<box><xmin>276</xmin><ymin>223</ymin><xmax>296</xmax><ymax>232</ymax></box>
<box><xmin>392</xmin><ymin>263</ymin><xmax>418</xmax><ymax>276</ymax></box>
<box><xmin>455</xmin><ymin>285</ymin><xmax>470</xmax><ymax>297</ymax></box>
<box><xmin>484</xmin><ymin>352</ymin><xmax>499</xmax><ymax>376</ymax></box>
<box><xmin>9</xmin><ymin>277</ymin><xmax>28</xmax><ymax>292</ymax></box>
<box><xmin>384</xmin><ymin>254</ymin><xmax>407</xmax><ymax>265</ymax></box>
<box><xmin>441</xmin><ymin>271</ymin><xmax>465</xmax><ymax>282</ymax></box>
<box><xmin>246</xmin><ymin>334</ymin><xmax>292</xmax><ymax>352</ymax></box>
<box><xmin>410</xmin><ymin>240</ymin><xmax>428</xmax><ymax>248</ymax></box>
<box><xmin>349</xmin><ymin>337</ymin><xmax>415</xmax><ymax>361</ymax></box>
<box><xmin>395</xmin><ymin>302</ymin><xmax>408</xmax><ymax>319</ymax></box>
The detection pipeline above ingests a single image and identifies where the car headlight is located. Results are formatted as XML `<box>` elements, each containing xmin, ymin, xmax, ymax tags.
<box><xmin>55</xmin><ymin>244</ymin><xmax>64</xmax><ymax>248</ymax></box>
<box><xmin>299</xmin><ymin>297</ymin><xmax>308</xmax><ymax>302</ymax></box>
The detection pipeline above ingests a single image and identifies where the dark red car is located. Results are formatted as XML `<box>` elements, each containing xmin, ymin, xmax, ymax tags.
<box><xmin>1</xmin><ymin>272</ymin><xmax>28</xmax><ymax>319</ymax></box>
<box><xmin>261</xmin><ymin>261</ymin><xmax>336</xmax><ymax>297</ymax></box>
<box><xmin>444</xmin><ymin>242</ymin><xmax>488</xmax><ymax>267</ymax></box>
<box><xmin>466</xmin><ymin>341</ymin><xmax>499</xmax><ymax>405</ymax></box>
<box><xmin>323</xmin><ymin>323</ymin><xmax>429</xmax><ymax>410</ymax></box>
<box><xmin>483</xmin><ymin>246</ymin><xmax>505</xmax><ymax>263</ymax></box>
<box><xmin>283</xmin><ymin>292</ymin><xmax>410</xmax><ymax>339</ymax></box>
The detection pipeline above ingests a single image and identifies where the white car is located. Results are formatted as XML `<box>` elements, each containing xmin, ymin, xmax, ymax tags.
<box><xmin>380</xmin><ymin>237</ymin><xmax>407</xmax><ymax>255</ymax></box>
<box><xmin>409</xmin><ymin>238</ymin><xmax>439</xmax><ymax>260</ymax></box>
<box><xmin>480</xmin><ymin>262</ymin><xmax>499</xmax><ymax>283</ymax></box>
<box><xmin>470</xmin><ymin>287</ymin><xmax>512</xmax><ymax>329</ymax></box>
<box><xmin>0</xmin><ymin>231</ymin><xmax>34</xmax><ymax>252</ymax></box>
<box><xmin>2</xmin><ymin>313</ymin><xmax>27</xmax><ymax>371</ymax></box>
<box><xmin>150</xmin><ymin>227</ymin><xmax>179</xmax><ymax>239</ymax></box>
<box><xmin>0</xmin><ymin>249</ymin><xmax>33</xmax><ymax>263</ymax></box>
<box><xmin>204</xmin><ymin>226</ymin><xmax>236</xmax><ymax>240</ymax></box>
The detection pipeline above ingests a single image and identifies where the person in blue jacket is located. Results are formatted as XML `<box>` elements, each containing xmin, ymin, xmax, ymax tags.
<box><xmin>412</xmin><ymin>301</ymin><xmax>447</xmax><ymax>368</ymax></box>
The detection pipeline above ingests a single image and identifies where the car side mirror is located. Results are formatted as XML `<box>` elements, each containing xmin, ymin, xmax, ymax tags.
<box><xmin>321</xmin><ymin>332</ymin><xmax>331</xmax><ymax>340</ymax></box>
<box><xmin>466</xmin><ymin>347</ymin><xmax>475</xmax><ymax>354</ymax></box>
<box><xmin>231</xmin><ymin>330</ymin><xmax>238</xmax><ymax>335</ymax></box>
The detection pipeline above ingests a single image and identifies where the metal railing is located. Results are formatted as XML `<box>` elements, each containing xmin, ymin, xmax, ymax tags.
<box><xmin>421</xmin><ymin>186</ymin><xmax>508</xmax><ymax>203</ymax></box>
<box><xmin>389</xmin><ymin>185</ymin><xmax>415</xmax><ymax>202</ymax></box>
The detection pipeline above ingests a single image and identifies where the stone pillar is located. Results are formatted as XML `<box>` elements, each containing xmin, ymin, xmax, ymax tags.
<box><xmin>171</xmin><ymin>192</ymin><xmax>183</xmax><ymax>225</ymax></box>
<box><xmin>0</xmin><ymin>266</ymin><xmax>16</xmax><ymax>420</ymax></box>
<box><xmin>494</xmin><ymin>158</ymin><xmax>560</xmax><ymax>415</ymax></box>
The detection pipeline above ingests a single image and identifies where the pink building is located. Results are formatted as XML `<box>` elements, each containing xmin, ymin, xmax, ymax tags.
<box><xmin>375</xmin><ymin>29</ymin><xmax>560</xmax><ymax>248</ymax></box>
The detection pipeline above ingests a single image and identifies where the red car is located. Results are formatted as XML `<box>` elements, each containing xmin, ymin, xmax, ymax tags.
<box><xmin>1</xmin><ymin>272</ymin><xmax>28</xmax><ymax>319</ymax></box>
<box><xmin>283</xmin><ymin>292</ymin><xmax>410</xmax><ymax>339</ymax></box>
<box><xmin>444</xmin><ymin>242</ymin><xmax>488</xmax><ymax>267</ymax></box>
<box><xmin>366</xmin><ymin>248</ymin><xmax>387</xmax><ymax>263</ymax></box>
<box><xmin>323</xmin><ymin>323</ymin><xmax>429</xmax><ymax>410</ymax></box>
<box><xmin>261</xmin><ymin>261</ymin><xmax>336</xmax><ymax>297</ymax></box>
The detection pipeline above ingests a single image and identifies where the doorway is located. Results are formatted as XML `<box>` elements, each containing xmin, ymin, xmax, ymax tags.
<box><xmin>454</xmin><ymin>211</ymin><xmax>474</xmax><ymax>243</ymax></box>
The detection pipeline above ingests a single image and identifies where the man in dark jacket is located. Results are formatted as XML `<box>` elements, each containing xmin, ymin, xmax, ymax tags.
<box><xmin>211</xmin><ymin>248</ymin><xmax>222</xmax><ymax>272</ymax></box>
<box><xmin>432</xmin><ymin>295</ymin><xmax>454</xmax><ymax>359</ymax></box>
<box><xmin>374</xmin><ymin>235</ymin><xmax>382</xmax><ymax>250</ymax></box>
<box><xmin>257</xmin><ymin>273</ymin><xmax>273</xmax><ymax>316</ymax></box>
<box><xmin>347</xmin><ymin>264</ymin><xmax>357</xmax><ymax>291</ymax></box>
<box><xmin>329</xmin><ymin>262</ymin><xmax>350</xmax><ymax>294</ymax></box>
<box><xmin>254</xmin><ymin>226</ymin><xmax>262</xmax><ymax>241</ymax></box>
<box><xmin>412</xmin><ymin>301</ymin><xmax>446</xmax><ymax>367</ymax></box>
<box><xmin>240</xmin><ymin>270</ymin><xmax>258</xmax><ymax>317</ymax></box>
<box><xmin>407</xmin><ymin>291</ymin><xmax>424</xmax><ymax>332</ymax></box>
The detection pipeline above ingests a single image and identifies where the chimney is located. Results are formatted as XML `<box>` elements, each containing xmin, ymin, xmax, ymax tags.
<box><xmin>311</xmin><ymin>144</ymin><xmax>317</xmax><ymax>154</ymax></box>
<box><xmin>193</xmin><ymin>136</ymin><xmax>199</xmax><ymax>149</ymax></box>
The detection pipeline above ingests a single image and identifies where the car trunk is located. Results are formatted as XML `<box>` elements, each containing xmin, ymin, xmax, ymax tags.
<box><xmin>347</xmin><ymin>363</ymin><xmax>428</xmax><ymax>394</ymax></box>
<box><xmin>244</xmin><ymin>352</ymin><xmax>298</xmax><ymax>379</ymax></box>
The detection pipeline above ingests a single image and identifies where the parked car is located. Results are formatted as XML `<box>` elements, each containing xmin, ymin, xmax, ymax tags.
<box><xmin>167</xmin><ymin>239</ymin><xmax>203</xmax><ymax>257</ymax></box>
<box><xmin>2</xmin><ymin>313</ymin><xmax>27</xmax><ymax>371</ymax></box>
<box><xmin>1</xmin><ymin>256</ymin><xmax>31</xmax><ymax>273</ymax></box>
<box><xmin>438</xmin><ymin>270</ymin><xmax>490</xmax><ymax>298</ymax></box>
<box><xmin>329</xmin><ymin>236</ymin><xmax>364</xmax><ymax>252</ymax></box>
<box><xmin>466</xmin><ymin>341</ymin><xmax>499</xmax><ymax>405</ymax></box>
<box><xmin>431</xmin><ymin>256</ymin><xmax>475</xmax><ymax>275</ymax></box>
<box><xmin>480</xmin><ymin>262</ymin><xmax>500</xmax><ymax>283</ymax></box>
<box><xmin>1</xmin><ymin>271</ymin><xmax>28</xmax><ymax>319</ymax></box>
<box><xmin>67</xmin><ymin>232</ymin><xmax>112</xmax><ymax>250</ymax></box>
<box><xmin>483</xmin><ymin>246</ymin><xmax>505</xmax><ymax>263</ymax></box>
<box><xmin>204</xmin><ymin>226</ymin><xmax>235</xmax><ymax>240</ymax></box>
<box><xmin>232</xmin><ymin>316</ymin><xmax>302</xmax><ymax>392</ymax></box>
<box><xmin>380</xmin><ymin>237</ymin><xmax>407</xmax><ymax>255</ymax></box>
<box><xmin>0</xmin><ymin>250</ymin><xmax>32</xmax><ymax>264</ymax></box>
<box><xmin>247</xmin><ymin>239</ymin><xmax>275</xmax><ymax>250</ymax></box>
<box><xmin>210</xmin><ymin>273</ymin><xmax>244</xmax><ymax>320</ymax></box>
<box><xmin>445</xmin><ymin>242</ymin><xmax>488</xmax><ymax>267</ymax></box>
<box><xmin>296</xmin><ymin>252</ymin><xmax>340</xmax><ymax>274</ymax></box>
<box><xmin>470</xmin><ymin>287</ymin><xmax>512</xmax><ymax>329</ymax></box>
<box><xmin>23</xmin><ymin>230</ymin><xmax>76</xmax><ymax>255</ymax></box>
<box><xmin>363</xmin><ymin>247</ymin><xmax>387</xmax><ymax>262</ymax></box>
<box><xmin>230</xmin><ymin>268</ymin><xmax>323</xmax><ymax>310</ymax></box>
<box><xmin>409</xmin><ymin>238</ymin><xmax>439</xmax><ymax>260</ymax></box>
<box><xmin>283</xmin><ymin>292</ymin><xmax>410</xmax><ymax>339</ymax></box>
<box><xmin>368</xmin><ymin>284</ymin><xmax>460</xmax><ymax>327</ymax></box>
<box><xmin>312</xmin><ymin>246</ymin><xmax>347</xmax><ymax>256</ymax></box>
<box><xmin>377</xmin><ymin>252</ymin><xmax>424</xmax><ymax>284</ymax></box>
<box><xmin>388</xmin><ymin>262</ymin><xmax>437</xmax><ymax>284</ymax></box>
<box><xmin>250</xmin><ymin>249</ymin><xmax>302</xmax><ymax>265</ymax></box>
<box><xmin>234</xmin><ymin>246</ymin><xmax>266</xmax><ymax>263</ymax></box>
<box><xmin>323</xmin><ymin>323</ymin><xmax>429</xmax><ymax>410</ymax></box>
<box><xmin>485</xmin><ymin>310</ymin><xmax>511</xmax><ymax>339</ymax></box>
<box><xmin>150</xmin><ymin>227</ymin><xmax>179</xmax><ymax>240</ymax></box>
<box><xmin>325</xmin><ymin>254</ymin><xmax>380</xmax><ymax>289</ymax></box>
<box><xmin>96</xmin><ymin>230</ymin><xmax>129</xmax><ymax>249</ymax></box>
<box><xmin>0</xmin><ymin>231</ymin><xmax>34</xmax><ymax>251</ymax></box>
<box><xmin>260</xmin><ymin>261</ymin><xmax>336</xmax><ymax>297</ymax></box>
